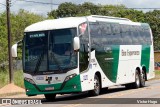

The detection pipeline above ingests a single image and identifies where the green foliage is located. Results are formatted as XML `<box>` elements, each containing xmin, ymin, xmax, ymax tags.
<box><xmin>48</xmin><ymin>2</ymin><xmax>79</xmax><ymax>18</ymax></box>
<box><xmin>0</xmin><ymin>70</ymin><xmax>24</xmax><ymax>88</ymax></box>
<box><xmin>0</xmin><ymin>13</ymin><xmax>8</xmax><ymax>64</ymax></box>
<box><xmin>14</xmin><ymin>70</ymin><xmax>24</xmax><ymax>88</ymax></box>
<box><xmin>117</xmin><ymin>9</ymin><xmax>145</xmax><ymax>22</ymax></box>
<box><xmin>11</xmin><ymin>9</ymin><xmax>44</xmax><ymax>43</ymax></box>
<box><xmin>144</xmin><ymin>10</ymin><xmax>160</xmax><ymax>50</ymax></box>
<box><xmin>0</xmin><ymin>70</ymin><xmax>8</xmax><ymax>88</ymax></box>
<box><xmin>155</xmin><ymin>70</ymin><xmax>160</xmax><ymax>75</ymax></box>
<box><xmin>48</xmin><ymin>2</ymin><xmax>160</xmax><ymax>51</ymax></box>
<box><xmin>154</xmin><ymin>70</ymin><xmax>160</xmax><ymax>80</ymax></box>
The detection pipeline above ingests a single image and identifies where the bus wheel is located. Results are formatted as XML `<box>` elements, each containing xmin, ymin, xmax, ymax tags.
<box><xmin>89</xmin><ymin>75</ymin><xmax>100</xmax><ymax>96</ymax></box>
<box><xmin>133</xmin><ymin>71</ymin><xmax>140</xmax><ymax>88</ymax></box>
<box><xmin>140</xmin><ymin>70</ymin><xmax>145</xmax><ymax>87</ymax></box>
<box><xmin>44</xmin><ymin>94</ymin><xmax>56</xmax><ymax>101</ymax></box>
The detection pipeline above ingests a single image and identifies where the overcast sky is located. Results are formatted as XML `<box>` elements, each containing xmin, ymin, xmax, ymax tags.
<box><xmin>0</xmin><ymin>0</ymin><xmax>160</xmax><ymax>16</ymax></box>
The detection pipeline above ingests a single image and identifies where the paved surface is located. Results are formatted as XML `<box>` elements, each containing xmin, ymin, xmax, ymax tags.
<box><xmin>1</xmin><ymin>79</ymin><xmax>160</xmax><ymax>107</ymax></box>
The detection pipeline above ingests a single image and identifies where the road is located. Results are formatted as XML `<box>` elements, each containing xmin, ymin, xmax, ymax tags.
<box><xmin>1</xmin><ymin>79</ymin><xmax>160</xmax><ymax>107</ymax></box>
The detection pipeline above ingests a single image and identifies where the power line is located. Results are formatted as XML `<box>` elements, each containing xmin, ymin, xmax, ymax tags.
<box><xmin>0</xmin><ymin>3</ymin><xmax>6</xmax><ymax>6</ymax></box>
<box><xmin>127</xmin><ymin>8</ymin><xmax>160</xmax><ymax>10</ymax></box>
<box><xmin>0</xmin><ymin>1</ymin><xmax>16</xmax><ymax>7</ymax></box>
<box><xmin>0</xmin><ymin>7</ymin><xmax>5</xmax><ymax>10</ymax></box>
<box><xmin>11</xmin><ymin>0</ymin><xmax>18</xmax><ymax>6</ymax></box>
<box><xmin>18</xmin><ymin>0</ymin><xmax>60</xmax><ymax>5</ymax></box>
<box><xmin>5</xmin><ymin>0</ymin><xmax>160</xmax><ymax>10</ymax></box>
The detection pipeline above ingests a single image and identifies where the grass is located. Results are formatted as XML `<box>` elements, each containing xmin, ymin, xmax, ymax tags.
<box><xmin>155</xmin><ymin>70</ymin><xmax>160</xmax><ymax>75</ymax></box>
<box><xmin>0</xmin><ymin>70</ymin><xmax>24</xmax><ymax>88</ymax></box>
<box><xmin>0</xmin><ymin>71</ymin><xmax>9</xmax><ymax>88</ymax></box>
<box><xmin>14</xmin><ymin>70</ymin><xmax>24</xmax><ymax>88</ymax></box>
<box><xmin>155</xmin><ymin>70</ymin><xmax>160</xmax><ymax>79</ymax></box>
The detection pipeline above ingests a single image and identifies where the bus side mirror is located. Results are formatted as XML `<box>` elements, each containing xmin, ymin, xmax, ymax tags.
<box><xmin>12</xmin><ymin>43</ymin><xmax>18</xmax><ymax>57</ymax></box>
<box><xmin>73</xmin><ymin>37</ymin><xmax>80</xmax><ymax>51</ymax></box>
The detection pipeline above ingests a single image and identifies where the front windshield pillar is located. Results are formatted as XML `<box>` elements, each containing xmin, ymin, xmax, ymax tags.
<box><xmin>78</xmin><ymin>22</ymin><xmax>90</xmax><ymax>72</ymax></box>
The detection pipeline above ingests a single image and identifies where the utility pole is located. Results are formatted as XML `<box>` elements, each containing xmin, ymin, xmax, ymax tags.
<box><xmin>51</xmin><ymin>0</ymin><xmax>53</xmax><ymax>11</ymax></box>
<box><xmin>6</xmin><ymin>0</ymin><xmax>13</xmax><ymax>83</ymax></box>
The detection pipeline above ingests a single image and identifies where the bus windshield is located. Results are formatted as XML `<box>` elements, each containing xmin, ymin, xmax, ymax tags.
<box><xmin>24</xmin><ymin>28</ymin><xmax>77</xmax><ymax>74</ymax></box>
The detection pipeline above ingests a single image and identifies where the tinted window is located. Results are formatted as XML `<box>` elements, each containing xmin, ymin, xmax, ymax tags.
<box><xmin>140</xmin><ymin>26</ymin><xmax>151</xmax><ymax>45</ymax></box>
<box><xmin>90</xmin><ymin>22</ymin><xmax>151</xmax><ymax>47</ymax></box>
<box><xmin>24</xmin><ymin>31</ymin><xmax>48</xmax><ymax>72</ymax></box>
<box><xmin>49</xmin><ymin>28</ymin><xmax>77</xmax><ymax>71</ymax></box>
<box><xmin>90</xmin><ymin>22</ymin><xmax>122</xmax><ymax>49</ymax></box>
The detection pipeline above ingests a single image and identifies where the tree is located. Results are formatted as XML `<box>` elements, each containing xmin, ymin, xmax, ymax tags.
<box><xmin>117</xmin><ymin>9</ymin><xmax>145</xmax><ymax>22</ymax></box>
<box><xmin>78</xmin><ymin>2</ymin><xmax>100</xmax><ymax>16</ymax></box>
<box><xmin>11</xmin><ymin>9</ymin><xmax>44</xmax><ymax>43</ymax></box>
<box><xmin>0</xmin><ymin>13</ymin><xmax>8</xmax><ymax>66</ymax></box>
<box><xmin>145</xmin><ymin>10</ymin><xmax>160</xmax><ymax>50</ymax></box>
<box><xmin>56</xmin><ymin>2</ymin><xmax>79</xmax><ymax>18</ymax></box>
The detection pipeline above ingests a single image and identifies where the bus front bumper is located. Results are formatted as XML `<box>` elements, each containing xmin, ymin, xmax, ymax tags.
<box><xmin>24</xmin><ymin>75</ymin><xmax>82</xmax><ymax>96</ymax></box>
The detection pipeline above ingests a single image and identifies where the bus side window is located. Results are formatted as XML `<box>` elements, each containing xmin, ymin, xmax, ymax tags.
<box><xmin>143</xmin><ymin>27</ymin><xmax>152</xmax><ymax>45</ymax></box>
<box><xmin>138</xmin><ymin>26</ymin><xmax>144</xmax><ymax>45</ymax></box>
<box><xmin>132</xmin><ymin>25</ymin><xmax>143</xmax><ymax>45</ymax></box>
<box><xmin>121</xmin><ymin>24</ymin><xmax>132</xmax><ymax>45</ymax></box>
<box><xmin>101</xmin><ymin>23</ymin><xmax>112</xmax><ymax>44</ymax></box>
<box><xmin>110</xmin><ymin>23</ymin><xmax>122</xmax><ymax>45</ymax></box>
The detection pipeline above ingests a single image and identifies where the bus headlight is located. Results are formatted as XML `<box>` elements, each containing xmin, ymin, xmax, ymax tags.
<box><xmin>24</xmin><ymin>77</ymin><xmax>36</xmax><ymax>85</ymax></box>
<box><xmin>64</xmin><ymin>73</ymin><xmax>77</xmax><ymax>82</ymax></box>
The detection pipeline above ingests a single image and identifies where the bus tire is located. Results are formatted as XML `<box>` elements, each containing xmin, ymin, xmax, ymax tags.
<box><xmin>133</xmin><ymin>71</ymin><xmax>140</xmax><ymax>88</ymax></box>
<box><xmin>140</xmin><ymin>70</ymin><xmax>145</xmax><ymax>87</ymax></box>
<box><xmin>44</xmin><ymin>94</ymin><xmax>56</xmax><ymax>101</ymax></box>
<box><xmin>89</xmin><ymin>75</ymin><xmax>100</xmax><ymax>96</ymax></box>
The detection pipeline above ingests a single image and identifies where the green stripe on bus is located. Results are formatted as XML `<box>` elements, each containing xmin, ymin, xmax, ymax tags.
<box><xmin>112</xmin><ymin>45</ymin><xmax>120</xmax><ymax>82</ymax></box>
<box><xmin>96</xmin><ymin>45</ymin><xmax>120</xmax><ymax>83</ymax></box>
<box><xmin>141</xmin><ymin>45</ymin><xmax>150</xmax><ymax>73</ymax></box>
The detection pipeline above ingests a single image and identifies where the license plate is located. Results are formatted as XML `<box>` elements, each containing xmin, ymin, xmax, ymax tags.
<box><xmin>45</xmin><ymin>87</ymin><xmax>54</xmax><ymax>91</ymax></box>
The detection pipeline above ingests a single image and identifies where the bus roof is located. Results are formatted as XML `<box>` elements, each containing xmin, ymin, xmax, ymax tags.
<box><xmin>24</xmin><ymin>15</ymin><xmax>143</xmax><ymax>32</ymax></box>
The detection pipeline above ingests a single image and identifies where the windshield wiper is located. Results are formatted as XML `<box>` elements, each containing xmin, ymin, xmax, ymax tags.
<box><xmin>34</xmin><ymin>45</ymin><xmax>46</xmax><ymax>74</ymax></box>
<box><xmin>50</xmin><ymin>52</ymin><xmax>63</xmax><ymax>73</ymax></box>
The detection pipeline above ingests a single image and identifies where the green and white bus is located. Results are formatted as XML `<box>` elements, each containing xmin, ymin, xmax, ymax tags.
<box><xmin>12</xmin><ymin>15</ymin><xmax>155</xmax><ymax>100</ymax></box>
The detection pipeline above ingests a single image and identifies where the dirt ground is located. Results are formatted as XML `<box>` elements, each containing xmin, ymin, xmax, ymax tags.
<box><xmin>0</xmin><ymin>83</ymin><xmax>25</xmax><ymax>97</ymax></box>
